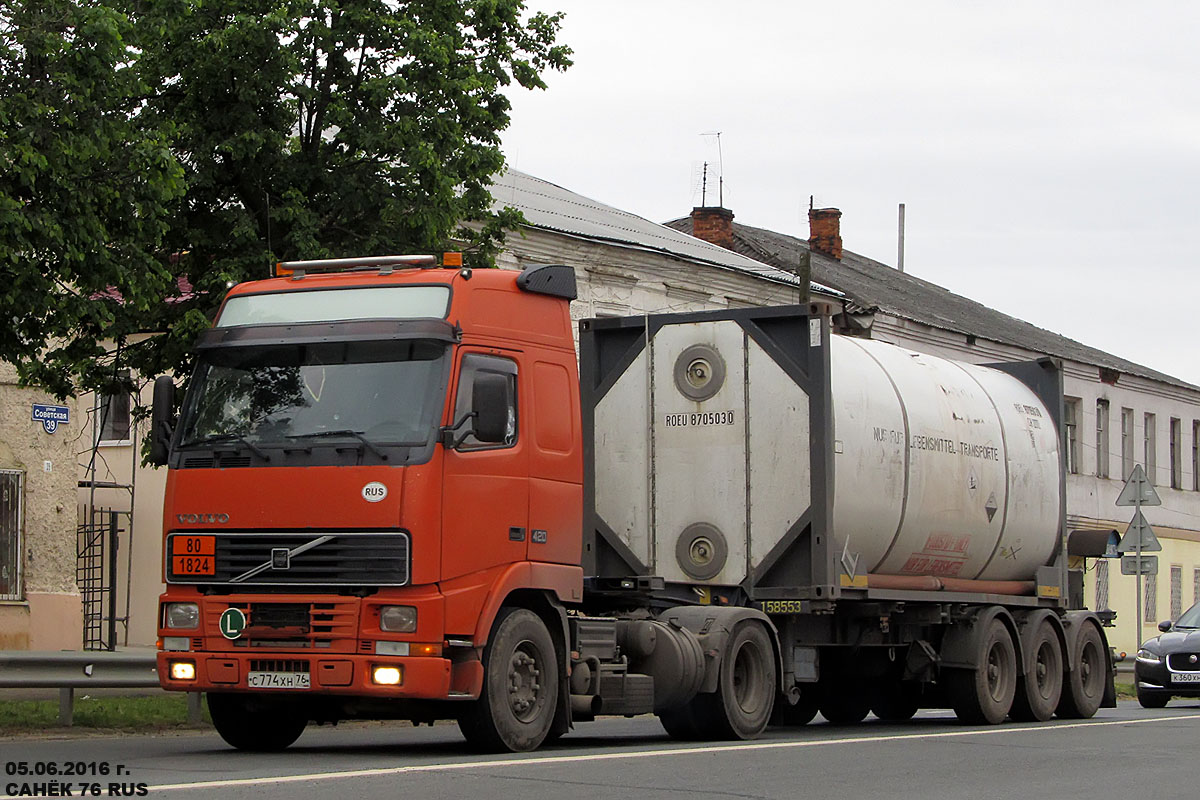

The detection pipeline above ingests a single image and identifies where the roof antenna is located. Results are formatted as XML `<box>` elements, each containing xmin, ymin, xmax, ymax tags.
<box><xmin>701</xmin><ymin>131</ymin><xmax>723</xmax><ymax>207</ymax></box>
<box><xmin>701</xmin><ymin>161</ymin><xmax>708</xmax><ymax>206</ymax></box>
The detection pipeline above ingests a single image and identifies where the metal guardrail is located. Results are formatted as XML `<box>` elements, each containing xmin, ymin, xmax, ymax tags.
<box><xmin>0</xmin><ymin>650</ymin><xmax>201</xmax><ymax>726</ymax></box>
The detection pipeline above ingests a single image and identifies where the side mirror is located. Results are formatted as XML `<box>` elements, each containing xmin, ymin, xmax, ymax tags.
<box><xmin>149</xmin><ymin>375</ymin><xmax>176</xmax><ymax>466</ymax></box>
<box><xmin>471</xmin><ymin>373</ymin><xmax>511</xmax><ymax>444</ymax></box>
<box><xmin>1158</xmin><ymin>620</ymin><xmax>1173</xmax><ymax>633</ymax></box>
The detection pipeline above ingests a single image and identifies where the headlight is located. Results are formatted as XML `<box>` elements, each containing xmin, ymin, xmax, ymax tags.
<box><xmin>164</xmin><ymin>602</ymin><xmax>200</xmax><ymax>629</ymax></box>
<box><xmin>1136</xmin><ymin>648</ymin><xmax>1162</xmax><ymax>664</ymax></box>
<box><xmin>379</xmin><ymin>606</ymin><xmax>417</xmax><ymax>633</ymax></box>
<box><xmin>379</xmin><ymin>605</ymin><xmax>417</xmax><ymax>632</ymax></box>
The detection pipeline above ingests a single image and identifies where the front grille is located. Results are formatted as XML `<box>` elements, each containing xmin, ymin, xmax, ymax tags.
<box><xmin>168</xmin><ymin>531</ymin><xmax>409</xmax><ymax>586</ymax></box>
<box><xmin>250</xmin><ymin>659</ymin><xmax>309</xmax><ymax>673</ymax></box>
<box><xmin>1167</xmin><ymin>653</ymin><xmax>1200</xmax><ymax>671</ymax></box>
<box><xmin>201</xmin><ymin>598</ymin><xmax>359</xmax><ymax>652</ymax></box>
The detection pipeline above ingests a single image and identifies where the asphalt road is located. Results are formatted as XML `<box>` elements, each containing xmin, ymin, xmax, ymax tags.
<box><xmin>3</xmin><ymin>701</ymin><xmax>1199</xmax><ymax>800</ymax></box>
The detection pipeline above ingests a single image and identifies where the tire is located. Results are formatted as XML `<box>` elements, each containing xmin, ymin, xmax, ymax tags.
<box><xmin>771</xmin><ymin>688</ymin><xmax>819</xmax><ymax>727</ymax></box>
<box><xmin>947</xmin><ymin>617</ymin><xmax>1018</xmax><ymax>725</ymax></box>
<box><xmin>207</xmin><ymin>693</ymin><xmax>307</xmax><ymax>752</ymax></box>
<box><xmin>1137</xmin><ymin>689</ymin><xmax>1170</xmax><ymax>709</ymax></box>
<box><xmin>819</xmin><ymin>691</ymin><xmax>871</xmax><ymax>725</ymax></box>
<box><xmin>662</xmin><ymin>623</ymin><xmax>776</xmax><ymax>740</ymax></box>
<box><xmin>1056</xmin><ymin>623</ymin><xmax>1106</xmax><ymax>719</ymax></box>
<box><xmin>703</xmin><ymin>623</ymin><xmax>777</xmax><ymax>739</ymax></box>
<box><xmin>870</xmin><ymin>684</ymin><xmax>920</xmax><ymax>722</ymax></box>
<box><xmin>1010</xmin><ymin>620</ymin><xmax>1064</xmax><ymax>722</ymax></box>
<box><xmin>458</xmin><ymin>608</ymin><xmax>560</xmax><ymax>752</ymax></box>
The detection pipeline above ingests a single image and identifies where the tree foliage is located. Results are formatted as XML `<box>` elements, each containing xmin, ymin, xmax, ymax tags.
<box><xmin>0</xmin><ymin>0</ymin><xmax>570</xmax><ymax>398</ymax></box>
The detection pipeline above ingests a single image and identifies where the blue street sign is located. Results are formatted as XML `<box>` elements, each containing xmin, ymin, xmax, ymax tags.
<box><xmin>31</xmin><ymin>403</ymin><xmax>70</xmax><ymax>434</ymax></box>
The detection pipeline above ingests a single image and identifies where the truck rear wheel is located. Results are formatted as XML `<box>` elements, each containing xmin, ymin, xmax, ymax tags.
<box><xmin>771</xmin><ymin>688</ymin><xmax>819</xmax><ymax>726</ymax></box>
<box><xmin>207</xmin><ymin>693</ymin><xmax>307</xmax><ymax>751</ymax></box>
<box><xmin>1056</xmin><ymin>623</ymin><xmax>1105</xmax><ymax>719</ymax></box>
<box><xmin>659</xmin><ymin>622</ymin><xmax>776</xmax><ymax>740</ymax></box>
<box><xmin>458</xmin><ymin>608</ymin><xmax>559</xmax><ymax>752</ymax></box>
<box><xmin>946</xmin><ymin>618</ymin><xmax>1017</xmax><ymax>725</ymax></box>
<box><xmin>1009</xmin><ymin>619</ymin><xmax>1063</xmax><ymax>722</ymax></box>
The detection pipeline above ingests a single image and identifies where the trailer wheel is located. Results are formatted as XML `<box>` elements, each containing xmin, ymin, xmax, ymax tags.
<box><xmin>1056</xmin><ymin>623</ymin><xmax>1105</xmax><ymax>719</ymax></box>
<box><xmin>947</xmin><ymin>618</ymin><xmax>1017</xmax><ymax>725</ymax></box>
<box><xmin>1009</xmin><ymin>619</ymin><xmax>1063</xmax><ymax>722</ymax></box>
<box><xmin>819</xmin><ymin>691</ymin><xmax>870</xmax><ymax>724</ymax></box>
<box><xmin>771</xmin><ymin>688</ymin><xmax>819</xmax><ymax>727</ymax></box>
<box><xmin>458</xmin><ymin>608</ymin><xmax>559</xmax><ymax>752</ymax></box>
<box><xmin>870</xmin><ymin>683</ymin><xmax>920</xmax><ymax>722</ymax></box>
<box><xmin>207</xmin><ymin>693</ymin><xmax>307</xmax><ymax>752</ymax></box>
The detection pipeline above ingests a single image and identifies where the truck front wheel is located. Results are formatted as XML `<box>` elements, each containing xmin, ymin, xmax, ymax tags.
<box><xmin>458</xmin><ymin>608</ymin><xmax>559</xmax><ymax>752</ymax></box>
<box><xmin>207</xmin><ymin>693</ymin><xmax>307</xmax><ymax>751</ymax></box>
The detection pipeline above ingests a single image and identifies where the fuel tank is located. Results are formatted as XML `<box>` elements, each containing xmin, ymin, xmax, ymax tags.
<box><xmin>585</xmin><ymin>310</ymin><xmax>1062</xmax><ymax>588</ymax></box>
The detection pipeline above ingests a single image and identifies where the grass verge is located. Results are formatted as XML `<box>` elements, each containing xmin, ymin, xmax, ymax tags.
<box><xmin>0</xmin><ymin>695</ymin><xmax>211</xmax><ymax>734</ymax></box>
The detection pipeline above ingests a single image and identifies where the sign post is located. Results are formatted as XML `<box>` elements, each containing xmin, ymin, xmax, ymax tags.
<box><xmin>1116</xmin><ymin>464</ymin><xmax>1162</xmax><ymax>642</ymax></box>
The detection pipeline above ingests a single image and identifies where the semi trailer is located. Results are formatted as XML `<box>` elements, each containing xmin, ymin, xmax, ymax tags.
<box><xmin>151</xmin><ymin>255</ymin><xmax>1115</xmax><ymax>752</ymax></box>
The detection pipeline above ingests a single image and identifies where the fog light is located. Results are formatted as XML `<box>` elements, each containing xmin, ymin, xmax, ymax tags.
<box><xmin>372</xmin><ymin>666</ymin><xmax>402</xmax><ymax>685</ymax></box>
<box><xmin>169</xmin><ymin>661</ymin><xmax>196</xmax><ymax>681</ymax></box>
<box><xmin>162</xmin><ymin>636</ymin><xmax>190</xmax><ymax>651</ymax></box>
<box><xmin>165</xmin><ymin>603</ymin><xmax>199</xmax><ymax>629</ymax></box>
<box><xmin>375</xmin><ymin>641</ymin><xmax>410</xmax><ymax>656</ymax></box>
<box><xmin>379</xmin><ymin>605</ymin><xmax>417</xmax><ymax>633</ymax></box>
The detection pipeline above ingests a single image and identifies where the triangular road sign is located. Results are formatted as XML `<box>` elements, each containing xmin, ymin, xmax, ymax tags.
<box><xmin>1117</xmin><ymin>508</ymin><xmax>1162</xmax><ymax>553</ymax></box>
<box><xmin>1116</xmin><ymin>464</ymin><xmax>1162</xmax><ymax>507</ymax></box>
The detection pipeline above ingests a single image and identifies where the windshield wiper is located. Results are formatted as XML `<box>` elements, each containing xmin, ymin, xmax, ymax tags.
<box><xmin>287</xmin><ymin>430</ymin><xmax>388</xmax><ymax>460</ymax></box>
<box><xmin>180</xmin><ymin>432</ymin><xmax>271</xmax><ymax>461</ymax></box>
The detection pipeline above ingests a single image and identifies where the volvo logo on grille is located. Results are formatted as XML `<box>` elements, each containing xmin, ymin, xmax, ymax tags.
<box><xmin>271</xmin><ymin>548</ymin><xmax>291</xmax><ymax>570</ymax></box>
<box><xmin>176</xmin><ymin>513</ymin><xmax>229</xmax><ymax>524</ymax></box>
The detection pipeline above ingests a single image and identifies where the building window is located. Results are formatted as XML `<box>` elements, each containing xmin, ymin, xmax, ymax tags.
<box><xmin>1145</xmin><ymin>573</ymin><xmax>1158</xmax><ymax>623</ymax></box>
<box><xmin>97</xmin><ymin>377</ymin><xmax>132</xmax><ymax>444</ymax></box>
<box><xmin>1095</xmin><ymin>399</ymin><xmax>1110</xmax><ymax>479</ymax></box>
<box><xmin>1144</xmin><ymin>412</ymin><xmax>1157</xmax><ymax>484</ymax></box>
<box><xmin>1195</xmin><ymin>568</ymin><xmax>1200</xmax><ymax>605</ymax></box>
<box><xmin>1171</xmin><ymin>418</ymin><xmax>1182</xmax><ymax>489</ymax></box>
<box><xmin>1121</xmin><ymin>407</ymin><xmax>1135</xmax><ymax>479</ymax></box>
<box><xmin>1171</xmin><ymin>565</ymin><xmax>1183</xmax><ymax>620</ymax></box>
<box><xmin>1094</xmin><ymin>560</ymin><xmax>1109</xmax><ymax>611</ymax></box>
<box><xmin>0</xmin><ymin>470</ymin><xmax>22</xmax><ymax>602</ymax></box>
<box><xmin>1193</xmin><ymin>421</ymin><xmax>1200</xmax><ymax>491</ymax></box>
<box><xmin>1063</xmin><ymin>397</ymin><xmax>1081</xmax><ymax>474</ymax></box>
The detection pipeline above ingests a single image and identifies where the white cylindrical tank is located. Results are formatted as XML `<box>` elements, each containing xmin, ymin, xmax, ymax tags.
<box><xmin>830</xmin><ymin>336</ymin><xmax>1061</xmax><ymax>582</ymax></box>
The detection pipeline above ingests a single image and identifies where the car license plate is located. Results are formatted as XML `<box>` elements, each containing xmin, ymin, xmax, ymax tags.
<box><xmin>1172</xmin><ymin>672</ymin><xmax>1200</xmax><ymax>683</ymax></box>
<box><xmin>247</xmin><ymin>671</ymin><xmax>310</xmax><ymax>689</ymax></box>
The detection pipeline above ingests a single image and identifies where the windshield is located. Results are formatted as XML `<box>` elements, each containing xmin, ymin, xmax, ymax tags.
<box><xmin>178</xmin><ymin>339</ymin><xmax>448</xmax><ymax>448</ymax></box>
<box><xmin>1176</xmin><ymin>602</ymin><xmax>1200</xmax><ymax>628</ymax></box>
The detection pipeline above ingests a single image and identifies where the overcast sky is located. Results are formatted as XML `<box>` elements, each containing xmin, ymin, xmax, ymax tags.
<box><xmin>501</xmin><ymin>1</ymin><xmax>1200</xmax><ymax>386</ymax></box>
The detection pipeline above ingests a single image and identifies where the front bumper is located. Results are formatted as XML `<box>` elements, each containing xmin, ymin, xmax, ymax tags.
<box><xmin>1134</xmin><ymin>660</ymin><xmax>1200</xmax><ymax>696</ymax></box>
<box><xmin>157</xmin><ymin>651</ymin><xmax>456</xmax><ymax>698</ymax></box>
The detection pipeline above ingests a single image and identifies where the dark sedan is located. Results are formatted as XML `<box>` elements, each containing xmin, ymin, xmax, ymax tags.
<box><xmin>1135</xmin><ymin>601</ymin><xmax>1200</xmax><ymax>707</ymax></box>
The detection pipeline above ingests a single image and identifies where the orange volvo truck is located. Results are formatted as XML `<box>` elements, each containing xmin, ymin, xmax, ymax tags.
<box><xmin>152</xmin><ymin>255</ymin><xmax>1116</xmax><ymax>752</ymax></box>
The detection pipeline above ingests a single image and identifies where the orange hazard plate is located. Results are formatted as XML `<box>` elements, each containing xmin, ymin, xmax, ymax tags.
<box><xmin>171</xmin><ymin>535</ymin><xmax>215</xmax><ymax>577</ymax></box>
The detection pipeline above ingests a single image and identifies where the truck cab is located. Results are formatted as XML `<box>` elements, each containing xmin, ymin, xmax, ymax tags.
<box><xmin>155</xmin><ymin>257</ymin><xmax>583</xmax><ymax>749</ymax></box>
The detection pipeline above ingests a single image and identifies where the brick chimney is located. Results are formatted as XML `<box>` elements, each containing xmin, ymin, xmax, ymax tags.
<box><xmin>808</xmin><ymin>207</ymin><xmax>842</xmax><ymax>260</ymax></box>
<box><xmin>690</xmin><ymin>206</ymin><xmax>735</xmax><ymax>250</ymax></box>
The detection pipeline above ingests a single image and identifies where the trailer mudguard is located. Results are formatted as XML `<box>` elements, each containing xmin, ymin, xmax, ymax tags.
<box><xmin>939</xmin><ymin>605</ymin><xmax>1024</xmax><ymax>672</ymax></box>
<box><xmin>657</xmin><ymin>606</ymin><xmax>783</xmax><ymax>695</ymax></box>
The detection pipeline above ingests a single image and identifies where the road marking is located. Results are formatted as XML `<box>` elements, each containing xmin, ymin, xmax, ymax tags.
<box><xmin>144</xmin><ymin>713</ymin><xmax>1200</xmax><ymax>793</ymax></box>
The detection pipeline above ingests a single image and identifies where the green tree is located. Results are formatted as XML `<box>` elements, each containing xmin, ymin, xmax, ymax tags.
<box><xmin>0</xmin><ymin>0</ymin><xmax>185</xmax><ymax>399</ymax></box>
<box><xmin>0</xmin><ymin>0</ymin><xmax>570</xmax><ymax>398</ymax></box>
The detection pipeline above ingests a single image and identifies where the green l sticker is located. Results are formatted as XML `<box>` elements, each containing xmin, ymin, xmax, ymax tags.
<box><xmin>219</xmin><ymin>607</ymin><xmax>247</xmax><ymax>640</ymax></box>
